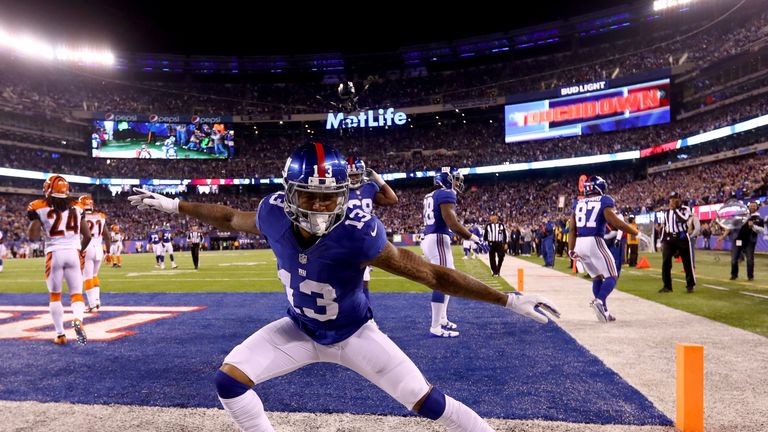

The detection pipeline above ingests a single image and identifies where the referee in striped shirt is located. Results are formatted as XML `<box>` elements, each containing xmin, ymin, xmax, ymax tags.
<box><xmin>484</xmin><ymin>214</ymin><xmax>508</xmax><ymax>277</ymax></box>
<box><xmin>187</xmin><ymin>225</ymin><xmax>204</xmax><ymax>270</ymax></box>
<box><xmin>659</xmin><ymin>192</ymin><xmax>696</xmax><ymax>293</ymax></box>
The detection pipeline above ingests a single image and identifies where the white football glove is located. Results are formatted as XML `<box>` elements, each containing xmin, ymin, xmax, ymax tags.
<box><xmin>505</xmin><ymin>293</ymin><xmax>561</xmax><ymax>324</ymax></box>
<box><xmin>365</xmin><ymin>168</ymin><xmax>385</xmax><ymax>187</ymax></box>
<box><xmin>568</xmin><ymin>250</ymin><xmax>580</xmax><ymax>261</ymax></box>
<box><xmin>128</xmin><ymin>187</ymin><xmax>179</xmax><ymax>214</ymax></box>
<box><xmin>469</xmin><ymin>234</ymin><xmax>481</xmax><ymax>243</ymax></box>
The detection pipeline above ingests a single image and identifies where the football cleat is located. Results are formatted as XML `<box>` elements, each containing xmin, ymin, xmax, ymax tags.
<box><xmin>172</xmin><ymin>264</ymin><xmax>178</xmax><ymax>269</ymax></box>
<box><xmin>72</xmin><ymin>319</ymin><xmax>87</xmax><ymax>345</ymax></box>
<box><xmin>54</xmin><ymin>334</ymin><xmax>67</xmax><ymax>345</ymax></box>
<box><xmin>590</xmin><ymin>299</ymin><xmax>609</xmax><ymax>323</ymax></box>
<box><xmin>430</xmin><ymin>327</ymin><xmax>459</xmax><ymax>338</ymax></box>
<box><xmin>440</xmin><ymin>320</ymin><xmax>458</xmax><ymax>330</ymax></box>
<box><xmin>85</xmin><ymin>303</ymin><xmax>100</xmax><ymax>313</ymax></box>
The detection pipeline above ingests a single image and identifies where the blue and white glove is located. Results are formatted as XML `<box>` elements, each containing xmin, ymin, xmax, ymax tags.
<box><xmin>365</xmin><ymin>168</ymin><xmax>386</xmax><ymax>187</ymax></box>
<box><xmin>469</xmin><ymin>234</ymin><xmax>481</xmax><ymax>244</ymax></box>
<box><xmin>128</xmin><ymin>187</ymin><xmax>179</xmax><ymax>214</ymax></box>
<box><xmin>505</xmin><ymin>292</ymin><xmax>561</xmax><ymax>324</ymax></box>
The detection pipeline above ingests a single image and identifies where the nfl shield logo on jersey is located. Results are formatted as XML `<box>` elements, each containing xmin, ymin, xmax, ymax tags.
<box><xmin>299</xmin><ymin>254</ymin><xmax>308</xmax><ymax>264</ymax></box>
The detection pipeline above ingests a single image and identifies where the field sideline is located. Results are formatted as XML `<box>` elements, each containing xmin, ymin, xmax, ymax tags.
<box><xmin>518</xmin><ymin>249</ymin><xmax>768</xmax><ymax>337</ymax></box>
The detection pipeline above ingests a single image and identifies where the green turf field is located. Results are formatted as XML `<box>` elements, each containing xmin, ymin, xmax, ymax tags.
<box><xmin>0</xmin><ymin>247</ymin><xmax>512</xmax><ymax>294</ymax></box>
<box><xmin>4</xmin><ymin>247</ymin><xmax>766</xmax><ymax>336</ymax></box>
<box><xmin>518</xmin><ymin>250</ymin><xmax>768</xmax><ymax>337</ymax></box>
<box><xmin>97</xmin><ymin>139</ymin><xmax>226</xmax><ymax>159</ymax></box>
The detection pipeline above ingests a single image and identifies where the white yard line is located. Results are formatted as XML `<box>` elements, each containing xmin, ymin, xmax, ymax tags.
<box><xmin>741</xmin><ymin>291</ymin><xmax>768</xmax><ymax>300</ymax></box>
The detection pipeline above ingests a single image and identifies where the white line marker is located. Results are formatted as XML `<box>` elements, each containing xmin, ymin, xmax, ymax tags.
<box><xmin>742</xmin><ymin>292</ymin><xmax>768</xmax><ymax>300</ymax></box>
<box><xmin>702</xmin><ymin>284</ymin><xmax>730</xmax><ymax>291</ymax></box>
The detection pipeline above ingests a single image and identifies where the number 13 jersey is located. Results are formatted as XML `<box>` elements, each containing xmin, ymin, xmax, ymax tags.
<box><xmin>256</xmin><ymin>192</ymin><xmax>388</xmax><ymax>345</ymax></box>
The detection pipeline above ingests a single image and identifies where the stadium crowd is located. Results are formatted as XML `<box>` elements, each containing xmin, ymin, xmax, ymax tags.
<box><xmin>0</xmin><ymin>7</ymin><xmax>765</xmax><ymax>121</ymax></box>
<box><xmin>3</xmin><ymin>151</ymin><xmax>767</xmax><ymax>251</ymax></box>
<box><xmin>2</xmin><ymin>94</ymin><xmax>767</xmax><ymax>182</ymax></box>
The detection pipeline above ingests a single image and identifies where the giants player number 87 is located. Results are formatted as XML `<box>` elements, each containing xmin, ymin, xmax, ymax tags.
<box><xmin>568</xmin><ymin>175</ymin><xmax>638</xmax><ymax>323</ymax></box>
<box><xmin>129</xmin><ymin>142</ymin><xmax>559</xmax><ymax>432</ymax></box>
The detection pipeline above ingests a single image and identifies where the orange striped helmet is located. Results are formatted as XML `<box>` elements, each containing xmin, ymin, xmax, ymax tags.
<box><xmin>79</xmin><ymin>195</ymin><xmax>94</xmax><ymax>212</ymax></box>
<box><xmin>43</xmin><ymin>175</ymin><xmax>70</xmax><ymax>198</ymax></box>
<box><xmin>111</xmin><ymin>224</ymin><xmax>120</xmax><ymax>233</ymax></box>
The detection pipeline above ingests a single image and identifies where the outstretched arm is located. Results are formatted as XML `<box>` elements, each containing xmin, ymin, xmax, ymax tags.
<box><xmin>178</xmin><ymin>201</ymin><xmax>260</xmax><ymax>234</ymax></box>
<box><xmin>368</xmin><ymin>242</ymin><xmax>559</xmax><ymax>323</ymax></box>
<box><xmin>604</xmin><ymin>207</ymin><xmax>638</xmax><ymax>236</ymax></box>
<box><xmin>441</xmin><ymin>203</ymin><xmax>477</xmax><ymax>241</ymax></box>
<box><xmin>128</xmin><ymin>188</ymin><xmax>260</xmax><ymax>235</ymax></box>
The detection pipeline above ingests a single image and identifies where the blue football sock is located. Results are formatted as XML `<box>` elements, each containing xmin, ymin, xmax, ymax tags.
<box><xmin>598</xmin><ymin>277</ymin><xmax>617</xmax><ymax>310</ymax></box>
<box><xmin>592</xmin><ymin>279</ymin><xmax>602</xmax><ymax>299</ymax></box>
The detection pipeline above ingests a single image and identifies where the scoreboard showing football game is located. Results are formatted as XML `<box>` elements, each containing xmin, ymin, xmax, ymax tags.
<box><xmin>91</xmin><ymin>119</ymin><xmax>235</xmax><ymax>159</ymax></box>
<box><xmin>504</xmin><ymin>77</ymin><xmax>671</xmax><ymax>143</ymax></box>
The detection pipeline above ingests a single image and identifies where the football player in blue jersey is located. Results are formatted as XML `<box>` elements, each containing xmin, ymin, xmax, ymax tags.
<box><xmin>422</xmin><ymin>167</ymin><xmax>482</xmax><ymax>338</ymax></box>
<box><xmin>161</xmin><ymin>223</ymin><xmax>178</xmax><ymax>269</ymax></box>
<box><xmin>129</xmin><ymin>143</ymin><xmax>559</xmax><ymax>432</ymax></box>
<box><xmin>148</xmin><ymin>227</ymin><xmax>164</xmax><ymax>269</ymax></box>
<box><xmin>567</xmin><ymin>176</ymin><xmax>638</xmax><ymax>323</ymax></box>
<box><xmin>462</xmin><ymin>221</ymin><xmax>481</xmax><ymax>260</ymax></box>
<box><xmin>346</xmin><ymin>157</ymin><xmax>399</xmax><ymax>300</ymax></box>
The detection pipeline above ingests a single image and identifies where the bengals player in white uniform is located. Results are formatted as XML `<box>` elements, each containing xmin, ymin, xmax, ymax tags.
<box><xmin>79</xmin><ymin>195</ymin><xmax>111</xmax><ymax>312</ymax></box>
<box><xmin>27</xmin><ymin>175</ymin><xmax>91</xmax><ymax>345</ymax></box>
<box><xmin>109</xmin><ymin>224</ymin><xmax>124</xmax><ymax>268</ymax></box>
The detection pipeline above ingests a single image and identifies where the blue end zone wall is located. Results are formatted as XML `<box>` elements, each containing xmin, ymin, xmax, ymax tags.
<box><xmin>0</xmin><ymin>293</ymin><xmax>670</xmax><ymax>425</ymax></box>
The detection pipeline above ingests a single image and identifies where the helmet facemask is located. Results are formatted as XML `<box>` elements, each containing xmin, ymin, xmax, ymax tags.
<box><xmin>348</xmin><ymin>170</ymin><xmax>365</xmax><ymax>189</ymax></box>
<box><xmin>452</xmin><ymin>172</ymin><xmax>465</xmax><ymax>193</ymax></box>
<box><xmin>284</xmin><ymin>177</ymin><xmax>349</xmax><ymax>236</ymax></box>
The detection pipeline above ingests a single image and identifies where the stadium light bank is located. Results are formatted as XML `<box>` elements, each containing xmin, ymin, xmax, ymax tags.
<box><xmin>653</xmin><ymin>0</ymin><xmax>697</xmax><ymax>12</ymax></box>
<box><xmin>0</xmin><ymin>25</ymin><xmax>114</xmax><ymax>65</ymax></box>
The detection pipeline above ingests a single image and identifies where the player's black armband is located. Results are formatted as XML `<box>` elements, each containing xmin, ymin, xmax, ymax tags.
<box><xmin>27</xmin><ymin>211</ymin><xmax>39</xmax><ymax>221</ymax></box>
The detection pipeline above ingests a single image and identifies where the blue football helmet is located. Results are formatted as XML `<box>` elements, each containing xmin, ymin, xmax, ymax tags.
<box><xmin>583</xmin><ymin>175</ymin><xmax>607</xmax><ymax>196</ymax></box>
<box><xmin>346</xmin><ymin>157</ymin><xmax>367</xmax><ymax>189</ymax></box>
<box><xmin>283</xmin><ymin>143</ymin><xmax>350</xmax><ymax>236</ymax></box>
<box><xmin>434</xmin><ymin>167</ymin><xmax>464</xmax><ymax>193</ymax></box>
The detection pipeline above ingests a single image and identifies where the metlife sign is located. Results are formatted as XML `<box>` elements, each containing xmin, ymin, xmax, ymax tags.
<box><xmin>326</xmin><ymin>108</ymin><xmax>407</xmax><ymax>129</ymax></box>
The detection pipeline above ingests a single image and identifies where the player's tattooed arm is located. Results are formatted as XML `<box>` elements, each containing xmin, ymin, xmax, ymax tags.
<box><xmin>604</xmin><ymin>207</ymin><xmax>638</xmax><ymax>236</ymax></box>
<box><xmin>440</xmin><ymin>203</ymin><xmax>474</xmax><ymax>240</ymax></box>
<box><xmin>178</xmin><ymin>201</ymin><xmax>261</xmax><ymax>235</ymax></box>
<box><xmin>369</xmin><ymin>242</ymin><xmax>508</xmax><ymax>306</ymax></box>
